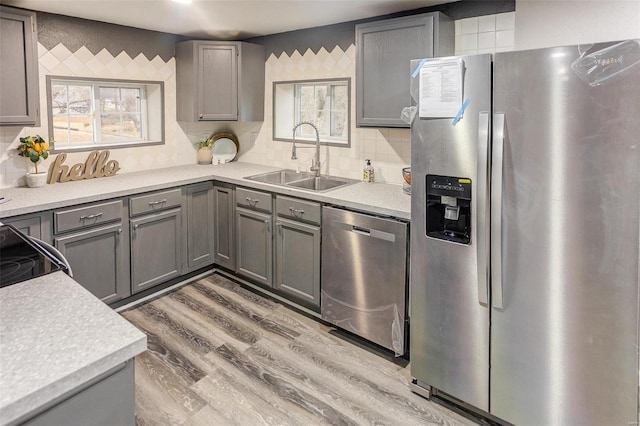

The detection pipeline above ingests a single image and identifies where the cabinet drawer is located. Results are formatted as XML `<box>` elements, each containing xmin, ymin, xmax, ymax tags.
<box><xmin>236</xmin><ymin>187</ymin><xmax>272</xmax><ymax>213</ymax></box>
<box><xmin>276</xmin><ymin>195</ymin><xmax>321</xmax><ymax>225</ymax></box>
<box><xmin>129</xmin><ymin>188</ymin><xmax>182</xmax><ymax>217</ymax></box>
<box><xmin>55</xmin><ymin>200</ymin><xmax>123</xmax><ymax>234</ymax></box>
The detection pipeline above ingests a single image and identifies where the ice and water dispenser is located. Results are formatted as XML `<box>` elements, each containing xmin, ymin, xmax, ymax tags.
<box><xmin>425</xmin><ymin>175</ymin><xmax>471</xmax><ymax>244</ymax></box>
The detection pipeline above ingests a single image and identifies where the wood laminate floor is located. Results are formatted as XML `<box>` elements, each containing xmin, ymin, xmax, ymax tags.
<box><xmin>121</xmin><ymin>273</ymin><xmax>478</xmax><ymax>426</ymax></box>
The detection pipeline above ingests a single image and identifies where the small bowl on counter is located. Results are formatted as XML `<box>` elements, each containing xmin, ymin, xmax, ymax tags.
<box><xmin>402</xmin><ymin>167</ymin><xmax>411</xmax><ymax>194</ymax></box>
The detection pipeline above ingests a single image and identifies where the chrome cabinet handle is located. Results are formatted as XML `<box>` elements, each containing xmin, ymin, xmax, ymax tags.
<box><xmin>265</xmin><ymin>219</ymin><xmax>271</xmax><ymax>233</ymax></box>
<box><xmin>133</xmin><ymin>224</ymin><xmax>139</xmax><ymax>230</ymax></box>
<box><xmin>289</xmin><ymin>207</ymin><xmax>304</xmax><ymax>217</ymax></box>
<box><xmin>476</xmin><ymin>112</ymin><xmax>490</xmax><ymax>306</ymax></box>
<box><xmin>80</xmin><ymin>212</ymin><xmax>103</xmax><ymax>221</ymax></box>
<box><xmin>117</xmin><ymin>228</ymin><xmax>122</xmax><ymax>234</ymax></box>
<box><xmin>491</xmin><ymin>113</ymin><xmax>506</xmax><ymax>309</ymax></box>
<box><xmin>148</xmin><ymin>199</ymin><xmax>167</xmax><ymax>206</ymax></box>
<box><xmin>245</xmin><ymin>197</ymin><xmax>258</xmax><ymax>207</ymax></box>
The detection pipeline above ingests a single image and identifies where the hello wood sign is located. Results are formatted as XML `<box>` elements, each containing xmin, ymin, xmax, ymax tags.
<box><xmin>48</xmin><ymin>150</ymin><xmax>121</xmax><ymax>184</ymax></box>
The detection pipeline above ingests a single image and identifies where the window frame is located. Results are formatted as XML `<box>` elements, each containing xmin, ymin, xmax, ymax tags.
<box><xmin>46</xmin><ymin>76</ymin><xmax>164</xmax><ymax>153</ymax></box>
<box><xmin>272</xmin><ymin>78</ymin><xmax>351</xmax><ymax>148</ymax></box>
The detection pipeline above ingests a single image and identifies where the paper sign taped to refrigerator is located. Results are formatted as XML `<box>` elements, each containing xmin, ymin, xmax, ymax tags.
<box><xmin>419</xmin><ymin>58</ymin><xmax>464</xmax><ymax>118</ymax></box>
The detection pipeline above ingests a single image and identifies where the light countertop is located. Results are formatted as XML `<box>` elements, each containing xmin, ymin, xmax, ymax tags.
<box><xmin>0</xmin><ymin>272</ymin><xmax>146</xmax><ymax>425</ymax></box>
<box><xmin>0</xmin><ymin>162</ymin><xmax>411</xmax><ymax>220</ymax></box>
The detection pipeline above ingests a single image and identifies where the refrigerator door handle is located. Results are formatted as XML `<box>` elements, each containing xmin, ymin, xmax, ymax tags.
<box><xmin>491</xmin><ymin>113</ymin><xmax>505</xmax><ymax>309</ymax></box>
<box><xmin>476</xmin><ymin>111</ymin><xmax>490</xmax><ymax>306</ymax></box>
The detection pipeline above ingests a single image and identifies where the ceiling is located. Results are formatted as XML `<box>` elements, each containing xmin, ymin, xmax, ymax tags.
<box><xmin>1</xmin><ymin>0</ymin><xmax>455</xmax><ymax>39</ymax></box>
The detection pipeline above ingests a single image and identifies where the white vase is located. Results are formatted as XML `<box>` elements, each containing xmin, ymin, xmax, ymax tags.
<box><xmin>197</xmin><ymin>147</ymin><xmax>212</xmax><ymax>165</ymax></box>
<box><xmin>26</xmin><ymin>172</ymin><xmax>47</xmax><ymax>188</ymax></box>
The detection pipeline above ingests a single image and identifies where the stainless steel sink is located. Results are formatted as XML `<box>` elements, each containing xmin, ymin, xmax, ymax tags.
<box><xmin>245</xmin><ymin>169</ymin><xmax>314</xmax><ymax>185</ymax></box>
<box><xmin>286</xmin><ymin>176</ymin><xmax>353</xmax><ymax>192</ymax></box>
<box><xmin>244</xmin><ymin>169</ymin><xmax>357</xmax><ymax>192</ymax></box>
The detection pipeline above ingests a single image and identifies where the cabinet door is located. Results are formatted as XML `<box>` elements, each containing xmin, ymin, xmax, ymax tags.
<box><xmin>0</xmin><ymin>6</ymin><xmax>39</xmax><ymax>126</ymax></box>
<box><xmin>3</xmin><ymin>212</ymin><xmax>52</xmax><ymax>242</ymax></box>
<box><xmin>198</xmin><ymin>43</ymin><xmax>238</xmax><ymax>121</ymax></box>
<box><xmin>55</xmin><ymin>223</ymin><xmax>130</xmax><ymax>304</ymax></box>
<box><xmin>184</xmin><ymin>183</ymin><xmax>214</xmax><ymax>272</ymax></box>
<box><xmin>130</xmin><ymin>208</ymin><xmax>182</xmax><ymax>293</ymax></box>
<box><xmin>235</xmin><ymin>207</ymin><xmax>272</xmax><ymax>287</ymax></box>
<box><xmin>213</xmin><ymin>185</ymin><xmax>235</xmax><ymax>270</ymax></box>
<box><xmin>356</xmin><ymin>14</ymin><xmax>441</xmax><ymax>128</ymax></box>
<box><xmin>275</xmin><ymin>217</ymin><xmax>321</xmax><ymax>309</ymax></box>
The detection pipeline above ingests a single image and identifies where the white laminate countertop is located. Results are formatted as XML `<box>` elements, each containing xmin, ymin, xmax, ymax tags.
<box><xmin>0</xmin><ymin>272</ymin><xmax>147</xmax><ymax>425</ymax></box>
<box><xmin>0</xmin><ymin>162</ymin><xmax>411</xmax><ymax>220</ymax></box>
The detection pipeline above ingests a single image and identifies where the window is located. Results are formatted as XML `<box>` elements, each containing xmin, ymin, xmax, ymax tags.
<box><xmin>47</xmin><ymin>77</ymin><xmax>164</xmax><ymax>151</ymax></box>
<box><xmin>273</xmin><ymin>78</ymin><xmax>350</xmax><ymax>146</ymax></box>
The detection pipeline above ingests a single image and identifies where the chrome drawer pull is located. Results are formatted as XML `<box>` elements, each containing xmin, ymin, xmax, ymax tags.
<box><xmin>289</xmin><ymin>207</ymin><xmax>305</xmax><ymax>217</ymax></box>
<box><xmin>148</xmin><ymin>199</ymin><xmax>167</xmax><ymax>206</ymax></box>
<box><xmin>80</xmin><ymin>212</ymin><xmax>103</xmax><ymax>221</ymax></box>
<box><xmin>245</xmin><ymin>197</ymin><xmax>258</xmax><ymax>207</ymax></box>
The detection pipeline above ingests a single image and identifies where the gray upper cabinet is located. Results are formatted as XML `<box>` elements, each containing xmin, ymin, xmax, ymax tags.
<box><xmin>355</xmin><ymin>12</ymin><xmax>453</xmax><ymax>128</ymax></box>
<box><xmin>0</xmin><ymin>6</ymin><xmax>40</xmax><ymax>126</ymax></box>
<box><xmin>184</xmin><ymin>182</ymin><xmax>215</xmax><ymax>273</ymax></box>
<box><xmin>213</xmin><ymin>184</ymin><xmax>235</xmax><ymax>271</ymax></box>
<box><xmin>176</xmin><ymin>40</ymin><xmax>265</xmax><ymax>122</ymax></box>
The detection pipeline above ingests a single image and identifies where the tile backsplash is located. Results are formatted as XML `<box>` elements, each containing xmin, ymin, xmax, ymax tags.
<box><xmin>236</xmin><ymin>44</ymin><xmax>411</xmax><ymax>185</ymax></box>
<box><xmin>0</xmin><ymin>42</ymin><xmax>196</xmax><ymax>189</ymax></box>
<box><xmin>455</xmin><ymin>12</ymin><xmax>516</xmax><ymax>55</ymax></box>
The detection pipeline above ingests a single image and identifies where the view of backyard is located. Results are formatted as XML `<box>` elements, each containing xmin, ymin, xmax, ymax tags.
<box><xmin>51</xmin><ymin>83</ymin><xmax>143</xmax><ymax>145</ymax></box>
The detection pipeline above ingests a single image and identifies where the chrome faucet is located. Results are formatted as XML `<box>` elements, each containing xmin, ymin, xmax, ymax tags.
<box><xmin>291</xmin><ymin>121</ymin><xmax>321</xmax><ymax>177</ymax></box>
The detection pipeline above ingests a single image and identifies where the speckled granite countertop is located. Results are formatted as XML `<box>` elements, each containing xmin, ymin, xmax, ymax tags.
<box><xmin>0</xmin><ymin>272</ymin><xmax>146</xmax><ymax>425</ymax></box>
<box><xmin>0</xmin><ymin>162</ymin><xmax>411</xmax><ymax>220</ymax></box>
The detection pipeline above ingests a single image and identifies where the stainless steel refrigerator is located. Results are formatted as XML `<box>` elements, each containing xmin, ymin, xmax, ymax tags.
<box><xmin>409</xmin><ymin>40</ymin><xmax>640</xmax><ymax>426</ymax></box>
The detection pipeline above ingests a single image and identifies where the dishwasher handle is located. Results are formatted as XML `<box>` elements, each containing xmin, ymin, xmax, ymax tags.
<box><xmin>333</xmin><ymin>220</ymin><xmax>397</xmax><ymax>243</ymax></box>
<box><xmin>351</xmin><ymin>225</ymin><xmax>370</xmax><ymax>236</ymax></box>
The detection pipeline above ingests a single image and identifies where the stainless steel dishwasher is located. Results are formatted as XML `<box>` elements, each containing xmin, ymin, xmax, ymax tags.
<box><xmin>321</xmin><ymin>206</ymin><xmax>408</xmax><ymax>355</ymax></box>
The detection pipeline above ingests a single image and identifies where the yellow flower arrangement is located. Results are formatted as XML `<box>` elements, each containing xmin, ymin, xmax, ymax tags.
<box><xmin>18</xmin><ymin>135</ymin><xmax>50</xmax><ymax>174</ymax></box>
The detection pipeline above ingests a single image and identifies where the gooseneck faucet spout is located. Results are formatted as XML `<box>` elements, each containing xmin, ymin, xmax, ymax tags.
<box><xmin>291</xmin><ymin>121</ymin><xmax>321</xmax><ymax>177</ymax></box>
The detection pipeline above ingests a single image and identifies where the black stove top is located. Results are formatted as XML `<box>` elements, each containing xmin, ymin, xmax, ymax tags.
<box><xmin>0</xmin><ymin>225</ymin><xmax>66</xmax><ymax>288</ymax></box>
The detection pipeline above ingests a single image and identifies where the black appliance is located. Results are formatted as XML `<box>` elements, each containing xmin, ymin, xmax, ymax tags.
<box><xmin>0</xmin><ymin>225</ymin><xmax>67</xmax><ymax>288</ymax></box>
<box><xmin>425</xmin><ymin>175</ymin><xmax>472</xmax><ymax>245</ymax></box>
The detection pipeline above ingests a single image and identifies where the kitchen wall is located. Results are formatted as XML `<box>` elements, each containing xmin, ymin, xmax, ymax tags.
<box><xmin>1</xmin><ymin>2</ymin><xmax>516</xmax><ymax>188</ymax></box>
<box><xmin>0</xmin><ymin>13</ymin><xmax>198</xmax><ymax>189</ymax></box>
<box><xmin>2</xmin><ymin>1</ymin><xmax>638</xmax><ymax>188</ymax></box>
<box><xmin>232</xmin><ymin>11</ymin><xmax>516</xmax><ymax>184</ymax></box>
<box><xmin>514</xmin><ymin>0</ymin><xmax>640</xmax><ymax>50</ymax></box>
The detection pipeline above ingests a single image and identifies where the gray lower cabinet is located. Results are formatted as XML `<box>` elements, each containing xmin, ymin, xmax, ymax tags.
<box><xmin>2</xmin><ymin>211</ymin><xmax>51</xmax><ymax>242</ymax></box>
<box><xmin>236</xmin><ymin>207</ymin><xmax>273</xmax><ymax>287</ymax></box>
<box><xmin>53</xmin><ymin>200</ymin><xmax>130</xmax><ymax>304</ymax></box>
<box><xmin>213</xmin><ymin>184</ymin><xmax>235</xmax><ymax>270</ymax></box>
<box><xmin>22</xmin><ymin>361</ymin><xmax>135</xmax><ymax>426</ymax></box>
<box><xmin>235</xmin><ymin>187</ymin><xmax>273</xmax><ymax>287</ymax></box>
<box><xmin>355</xmin><ymin>12</ymin><xmax>453</xmax><ymax>127</ymax></box>
<box><xmin>130</xmin><ymin>208</ymin><xmax>182</xmax><ymax>293</ymax></box>
<box><xmin>184</xmin><ymin>182</ymin><xmax>215</xmax><ymax>273</ymax></box>
<box><xmin>55</xmin><ymin>223</ymin><xmax>130</xmax><ymax>304</ymax></box>
<box><xmin>0</xmin><ymin>5</ymin><xmax>40</xmax><ymax>126</ymax></box>
<box><xmin>274</xmin><ymin>195</ymin><xmax>321</xmax><ymax>309</ymax></box>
